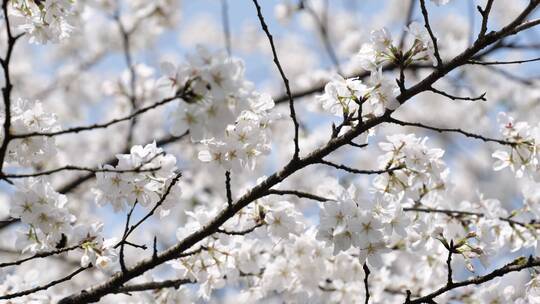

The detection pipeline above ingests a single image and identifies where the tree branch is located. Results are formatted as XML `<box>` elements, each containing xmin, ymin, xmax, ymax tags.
<box><xmin>0</xmin><ymin>243</ymin><xmax>81</xmax><ymax>268</ymax></box>
<box><xmin>252</xmin><ymin>0</ymin><xmax>300</xmax><ymax>159</ymax></box>
<box><xmin>407</xmin><ymin>256</ymin><xmax>540</xmax><ymax>303</ymax></box>
<box><xmin>387</xmin><ymin>117</ymin><xmax>516</xmax><ymax>146</ymax></box>
<box><xmin>319</xmin><ymin>159</ymin><xmax>403</xmax><ymax>175</ymax></box>
<box><xmin>419</xmin><ymin>0</ymin><xmax>443</xmax><ymax>67</ymax></box>
<box><xmin>428</xmin><ymin>86</ymin><xmax>486</xmax><ymax>101</ymax></box>
<box><xmin>0</xmin><ymin>266</ymin><xmax>89</xmax><ymax>300</ymax></box>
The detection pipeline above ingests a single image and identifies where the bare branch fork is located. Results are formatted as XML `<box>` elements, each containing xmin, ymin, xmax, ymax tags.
<box><xmin>114</xmin><ymin>172</ymin><xmax>183</xmax><ymax>250</ymax></box>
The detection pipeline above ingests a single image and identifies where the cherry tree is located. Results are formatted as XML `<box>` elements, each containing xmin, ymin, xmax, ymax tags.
<box><xmin>0</xmin><ymin>0</ymin><xmax>540</xmax><ymax>303</ymax></box>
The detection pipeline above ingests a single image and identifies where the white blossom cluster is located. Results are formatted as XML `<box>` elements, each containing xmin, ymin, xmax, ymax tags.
<box><xmin>317</xmin><ymin>134</ymin><xmax>447</xmax><ymax>269</ymax></box>
<box><xmin>10</xmin><ymin>177</ymin><xmax>74</xmax><ymax>252</ymax></box>
<box><xmin>9</xmin><ymin>178</ymin><xmax>118</xmax><ymax>270</ymax></box>
<box><xmin>161</xmin><ymin>46</ymin><xmax>276</xmax><ymax>171</ymax></box>
<box><xmin>8</xmin><ymin>0</ymin><xmax>78</xmax><ymax>44</ymax></box>
<box><xmin>492</xmin><ymin>112</ymin><xmax>539</xmax><ymax>179</ymax></box>
<box><xmin>6</xmin><ymin>99</ymin><xmax>59</xmax><ymax>166</ymax></box>
<box><xmin>373</xmin><ymin>133</ymin><xmax>448</xmax><ymax>201</ymax></box>
<box><xmin>75</xmin><ymin>223</ymin><xmax>118</xmax><ymax>270</ymax></box>
<box><xmin>94</xmin><ymin>141</ymin><xmax>180</xmax><ymax>215</ymax></box>
<box><xmin>317</xmin><ymin>23</ymin><xmax>436</xmax><ymax>119</ymax></box>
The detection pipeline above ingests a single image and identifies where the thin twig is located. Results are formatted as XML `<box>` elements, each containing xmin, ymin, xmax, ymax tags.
<box><xmin>407</xmin><ymin>256</ymin><xmax>540</xmax><ymax>303</ymax></box>
<box><xmin>319</xmin><ymin>159</ymin><xmax>403</xmax><ymax>175</ymax></box>
<box><xmin>363</xmin><ymin>263</ymin><xmax>371</xmax><ymax>304</ymax></box>
<box><xmin>120</xmin><ymin>202</ymin><xmax>138</xmax><ymax>273</ymax></box>
<box><xmin>225</xmin><ymin>170</ymin><xmax>233</xmax><ymax>206</ymax></box>
<box><xmin>266</xmin><ymin>189</ymin><xmax>333</xmax><ymax>202</ymax></box>
<box><xmin>11</xmin><ymin>94</ymin><xmax>182</xmax><ymax>139</ymax></box>
<box><xmin>0</xmin><ymin>1</ymin><xmax>23</xmax><ymax>172</ymax></box>
<box><xmin>477</xmin><ymin>0</ymin><xmax>495</xmax><ymax>38</ymax></box>
<box><xmin>216</xmin><ymin>222</ymin><xmax>264</xmax><ymax>236</ymax></box>
<box><xmin>0</xmin><ymin>243</ymin><xmax>81</xmax><ymax>268</ymax></box>
<box><xmin>4</xmin><ymin>165</ymin><xmax>161</xmax><ymax>179</ymax></box>
<box><xmin>387</xmin><ymin>117</ymin><xmax>516</xmax><ymax>146</ymax></box>
<box><xmin>0</xmin><ymin>266</ymin><xmax>89</xmax><ymax>300</ymax></box>
<box><xmin>252</xmin><ymin>0</ymin><xmax>300</xmax><ymax>160</ymax></box>
<box><xmin>419</xmin><ymin>0</ymin><xmax>443</xmax><ymax>67</ymax></box>
<box><xmin>446</xmin><ymin>240</ymin><xmax>454</xmax><ymax>286</ymax></box>
<box><xmin>428</xmin><ymin>86</ymin><xmax>486</xmax><ymax>101</ymax></box>
<box><xmin>113</xmin><ymin>278</ymin><xmax>194</xmax><ymax>293</ymax></box>
<box><xmin>467</xmin><ymin>56</ymin><xmax>540</xmax><ymax>65</ymax></box>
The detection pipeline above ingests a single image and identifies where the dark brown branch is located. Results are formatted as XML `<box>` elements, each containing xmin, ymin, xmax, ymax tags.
<box><xmin>428</xmin><ymin>87</ymin><xmax>486</xmax><ymax>101</ymax></box>
<box><xmin>120</xmin><ymin>202</ymin><xmax>138</xmax><ymax>273</ymax></box>
<box><xmin>266</xmin><ymin>189</ymin><xmax>333</xmax><ymax>202</ymax></box>
<box><xmin>11</xmin><ymin>94</ymin><xmax>182</xmax><ymax>139</ymax></box>
<box><xmin>319</xmin><ymin>159</ymin><xmax>403</xmax><ymax>175</ymax></box>
<box><xmin>0</xmin><ymin>217</ymin><xmax>17</xmax><ymax>229</ymax></box>
<box><xmin>0</xmin><ymin>243</ymin><xmax>81</xmax><ymax>268</ymax></box>
<box><xmin>252</xmin><ymin>0</ymin><xmax>300</xmax><ymax>160</ymax></box>
<box><xmin>467</xmin><ymin>56</ymin><xmax>540</xmax><ymax>65</ymax></box>
<box><xmin>510</xmin><ymin>18</ymin><xmax>540</xmax><ymax>34</ymax></box>
<box><xmin>0</xmin><ymin>1</ymin><xmax>23</xmax><ymax>173</ymax></box>
<box><xmin>407</xmin><ymin>256</ymin><xmax>540</xmax><ymax>303</ymax></box>
<box><xmin>419</xmin><ymin>0</ymin><xmax>443</xmax><ymax>67</ymax></box>
<box><xmin>113</xmin><ymin>278</ymin><xmax>194</xmax><ymax>294</ymax></box>
<box><xmin>349</xmin><ymin>142</ymin><xmax>369</xmax><ymax>149</ymax></box>
<box><xmin>477</xmin><ymin>0</ymin><xmax>495</xmax><ymax>38</ymax></box>
<box><xmin>225</xmin><ymin>170</ymin><xmax>233</xmax><ymax>206</ymax></box>
<box><xmin>363</xmin><ymin>263</ymin><xmax>371</xmax><ymax>304</ymax></box>
<box><xmin>216</xmin><ymin>222</ymin><xmax>264</xmax><ymax>236</ymax></box>
<box><xmin>0</xmin><ymin>266</ymin><xmax>89</xmax><ymax>300</ymax></box>
<box><xmin>446</xmin><ymin>240</ymin><xmax>454</xmax><ymax>286</ymax></box>
<box><xmin>4</xmin><ymin>165</ymin><xmax>160</xmax><ymax>179</ymax></box>
<box><xmin>387</xmin><ymin>117</ymin><xmax>516</xmax><ymax>146</ymax></box>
